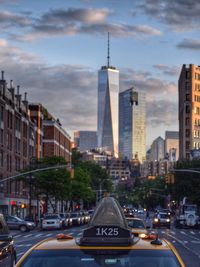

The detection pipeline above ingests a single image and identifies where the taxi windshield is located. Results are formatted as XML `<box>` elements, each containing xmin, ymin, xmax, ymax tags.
<box><xmin>20</xmin><ymin>249</ymin><xmax>181</xmax><ymax>267</ymax></box>
<box><xmin>127</xmin><ymin>219</ymin><xmax>145</xmax><ymax>229</ymax></box>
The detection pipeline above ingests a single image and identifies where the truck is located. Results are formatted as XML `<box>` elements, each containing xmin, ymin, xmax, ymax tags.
<box><xmin>174</xmin><ymin>197</ymin><xmax>200</xmax><ymax>228</ymax></box>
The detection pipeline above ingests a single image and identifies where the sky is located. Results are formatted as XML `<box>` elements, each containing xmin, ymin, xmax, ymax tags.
<box><xmin>0</xmin><ymin>0</ymin><xmax>200</xmax><ymax>148</ymax></box>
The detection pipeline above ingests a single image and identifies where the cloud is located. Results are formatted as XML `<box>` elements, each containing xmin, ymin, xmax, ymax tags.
<box><xmin>146</xmin><ymin>99</ymin><xmax>177</xmax><ymax>127</ymax></box>
<box><xmin>120</xmin><ymin>68</ymin><xmax>177</xmax><ymax>95</ymax></box>
<box><xmin>177</xmin><ymin>39</ymin><xmax>200</xmax><ymax>50</ymax></box>
<box><xmin>0</xmin><ymin>40</ymin><xmax>97</xmax><ymax>133</ymax></box>
<box><xmin>39</xmin><ymin>8</ymin><xmax>110</xmax><ymax>24</ymax></box>
<box><xmin>3</xmin><ymin>7</ymin><xmax>161</xmax><ymax>41</ymax></box>
<box><xmin>136</xmin><ymin>0</ymin><xmax>200</xmax><ymax>31</ymax></box>
<box><xmin>153</xmin><ymin>64</ymin><xmax>180</xmax><ymax>76</ymax></box>
<box><xmin>0</xmin><ymin>11</ymin><xmax>31</xmax><ymax>28</ymax></box>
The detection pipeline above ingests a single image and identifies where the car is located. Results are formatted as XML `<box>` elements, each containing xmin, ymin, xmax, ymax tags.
<box><xmin>16</xmin><ymin>197</ymin><xmax>185</xmax><ymax>267</ymax></box>
<box><xmin>0</xmin><ymin>213</ymin><xmax>16</xmax><ymax>267</ymax></box>
<box><xmin>158</xmin><ymin>209</ymin><xmax>171</xmax><ymax>217</ymax></box>
<box><xmin>58</xmin><ymin>213</ymin><xmax>68</xmax><ymax>228</ymax></box>
<box><xmin>153</xmin><ymin>212</ymin><xmax>171</xmax><ymax>229</ymax></box>
<box><xmin>4</xmin><ymin>215</ymin><xmax>35</xmax><ymax>232</ymax></box>
<box><xmin>65</xmin><ymin>213</ymin><xmax>73</xmax><ymax>228</ymax></box>
<box><xmin>70</xmin><ymin>212</ymin><xmax>81</xmax><ymax>226</ymax></box>
<box><xmin>42</xmin><ymin>214</ymin><xmax>62</xmax><ymax>230</ymax></box>
<box><xmin>88</xmin><ymin>209</ymin><xmax>94</xmax><ymax>220</ymax></box>
<box><xmin>126</xmin><ymin>217</ymin><xmax>148</xmax><ymax>236</ymax></box>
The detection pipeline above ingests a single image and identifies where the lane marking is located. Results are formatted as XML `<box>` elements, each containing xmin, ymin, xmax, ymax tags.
<box><xmin>190</xmin><ymin>231</ymin><xmax>195</xmax><ymax>234</ymax></box>
<box><xmin>191</xmin><ymin>241</ymin><xmax>200</xmax><ymax>244</ymax></box>
<box><xmin>14</xmin><ymin>235</ymin><xmax>22</xmax><ymax>238</ymax></box>
<box><xmin>46</xmin><ymin>233</ymin><xmax>53</xmax><ymax>237</ymax></box>
<box><xmin>35</xmin><ymin>234</ymin><xmax>43</xmax><ymax>237</ymax></box>
<box><xmin>24</xmin><ymin>234</ymin><xmax>33</xmax><ymax>238</ymax></box>
<box><xmin>166</xmin><ymin>232</ymin><xmax>200</xmax><ymax>259</ymax></box>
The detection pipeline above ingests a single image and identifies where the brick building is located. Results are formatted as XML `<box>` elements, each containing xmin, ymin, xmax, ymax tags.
<box><xmin>0</xmin><ymin>71</ymin><xmax>37</xmax><ymax>216</ymax></box>
<box><xmin>0</xmin><ymin>72</ymin><xmax>71</xmax><ymax>216</ymax></box>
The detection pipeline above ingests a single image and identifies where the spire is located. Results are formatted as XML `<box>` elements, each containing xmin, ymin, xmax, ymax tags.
<box><xmin>107</xmin><ymin>32</ymin><xmax>110</xmax><ymax>67</ymax></box>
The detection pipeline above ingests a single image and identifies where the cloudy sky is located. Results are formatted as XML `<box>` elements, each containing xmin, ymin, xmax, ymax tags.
<box><xmin>1</xmin><ymin>0</ymin><xmax>200</xmax><ymax>148</ymax></box>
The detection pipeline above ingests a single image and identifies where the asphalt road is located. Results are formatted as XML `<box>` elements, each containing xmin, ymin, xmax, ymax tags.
<box><xmin>12</xmin><ymin>225</ymin><xmax>200</xmax><ymax>267</ymax></box>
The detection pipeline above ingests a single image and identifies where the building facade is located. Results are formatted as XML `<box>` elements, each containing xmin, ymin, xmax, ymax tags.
<box><xmin>150</xmin><ymin>136</ymin><xmax>165</xmax><ymax>161</ymax></box>
<box><xmin>97</xmin><ymin>65</ymin><xmax>119</xmax><ymax>157</ymax></box>
<box><xmin>119</xmin><ymin>87</ymin><xmax>146</xmax><ymax>162</ymax></box>
<box><xmin>179</xmin><ymin>64</ymin><xmax>200</xmax><ymax>160</ymax></box>
<box><xmin>0</xmin><ymin>72</ymin><xmax>37</xmax><ymax>216</ymax></box>
<box><xmin>74</xmin><ymin>131</ymin><xmax>97</xmax><ymax>152</ymax></box>
<box><xmin>165</xmin><ymin>131</ymin><xmax>179</xmax><ymax>162</ymax></box>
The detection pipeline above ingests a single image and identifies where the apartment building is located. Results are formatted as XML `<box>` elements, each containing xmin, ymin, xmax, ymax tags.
<box><xmin>0</xmin><ymin>71</ymin><xmax>37</xmax><ymax>216</ymax></box>
<box><xmin>179</xmin><ymin>64</ymin><xmax>200</xmax><ymax>159</ymax></box>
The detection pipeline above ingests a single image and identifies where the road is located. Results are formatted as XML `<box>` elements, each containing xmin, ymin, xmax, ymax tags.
<box><xmin>12</xmin><ymin>226</ymin><xmax>200</xmax><ymax>267</ymax></box>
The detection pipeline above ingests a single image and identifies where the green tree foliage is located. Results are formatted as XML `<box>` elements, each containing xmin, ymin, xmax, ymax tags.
<box><xmin>116</xmin><ymin>176</ymin><xmax>167</xmax><ymax>209</ymax></box>
<box><xmin>20</xmin><ymin>156</ymin><xmax>71</xmax><ymax>209</ymax></box>
<box><xmin>172</xmin><ymin>160</ymin><xmax>200</xmax><ymax>206</ymax></box>
<box><xmin>70</xmin><ymin>167</ymin><xmax>94</xmax><ymax>202</ymax></box>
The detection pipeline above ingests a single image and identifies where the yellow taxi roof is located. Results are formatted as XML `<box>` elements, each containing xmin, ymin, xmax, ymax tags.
<box><xmin>34</xmin><ymin>236</ymin><xmax>170</xmax><ymax>251</ymax></box>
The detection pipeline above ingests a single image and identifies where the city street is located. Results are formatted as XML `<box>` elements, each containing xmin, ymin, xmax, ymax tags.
<box><xmin>12</xmin><ymin>225</ymin><xmax>200</xmax><ymax>267</ymax></box>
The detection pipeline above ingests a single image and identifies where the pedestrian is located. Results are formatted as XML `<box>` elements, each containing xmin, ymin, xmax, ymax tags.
<box><xmin>146</xmin><ymin>210</ymin><xmax>150</xmax><ymax>219</ymax></box>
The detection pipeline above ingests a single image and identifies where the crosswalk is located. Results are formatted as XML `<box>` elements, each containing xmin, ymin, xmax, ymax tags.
<box><xmin>12</xmin><ymin>229</ymin><xmax>200</xmax><ymax>242</ymax></box>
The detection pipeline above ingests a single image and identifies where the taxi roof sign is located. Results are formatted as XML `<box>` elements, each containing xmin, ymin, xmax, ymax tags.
<box><xmin>89</xmin><ymin>197</ymin><xmax>128</xmax><ymax>228</ymax></box>
<box><xmin>77</xmin><ymin>197</ymin><xmax>134</xmax><ymax>246</ymax></box>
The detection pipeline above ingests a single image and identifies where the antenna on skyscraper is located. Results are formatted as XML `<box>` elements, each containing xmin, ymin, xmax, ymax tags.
<box><xmin>107</xmin><ymin>32</ymin><xmax>110</xmax><ymax>67</ymax></box>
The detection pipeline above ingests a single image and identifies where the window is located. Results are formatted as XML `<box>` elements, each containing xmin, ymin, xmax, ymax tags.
<box><xmin>186</xmin><ymin>141</ymin><xmax>190</xmax><ymax>150</ymax></box>
<box><xmin>186</xmin><ymin>129</ymin><xmax>190</xmax><ymax>138</ymax></box>
<box><xmin>186</xmin><ymin>71</ymin><xmax>190</xmax><ymax>79</ymax></box>
<box><xmin>195</xmin><ymin>73</ymin><xmax>200</xmax><ymax>80</ymax></box>
<box><xmin>0</xmin><ymin>106</ymin><xmax>3</xmax><ymax>121</ymax></box>
<box><xmin>0</xmin><ymin>129</ymin><xmax>3</xmax><ymax>144</ymax></box>
<box><xmin>185</xmin><ymin>105</ymin><xmax>190</xmax><ymax>114</ymax></box>
<box><xmin>185</xmin><ymin>117</ymin><xmax>190</xmax><ymax>126</ymax></box>
<box><xmin>0</xmin><ymin>151</ymin><xmax>3</xmax><ymax>167</ymax></box>
<box><xmin>15</xmin><ymin>116</ymin><xmax>21</xmax><ymax>131</ymax></box>
<box><xmin>194</xmin><ymin>107</ymin><xmax>200</xmax><ymax>115</ymax></box>
<box><xmin>185</xmin><ymin>94</ymin><xmax>190</xmax><ymax>101</ymax></box>
<box><xmin>195</xmin><ymin>83</ymin><xmax>200</xmax><ymax>91</ymax></box>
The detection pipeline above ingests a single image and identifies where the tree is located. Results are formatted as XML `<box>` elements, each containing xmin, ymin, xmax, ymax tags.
<box><xmin>172</xmin><ymin>160</ymin><xmax>200</xmax><ymax>206</ymax></box>
<box><xmin>20</xmin><ymin>156</ymin><xmax>71</xmax><ymax>213</ymax></box>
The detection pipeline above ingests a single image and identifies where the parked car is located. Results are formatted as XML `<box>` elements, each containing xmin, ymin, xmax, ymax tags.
<box><xmin>88</xmin><ymin>209</ymin><xmax>94</xmax><ymax>220</ymax></box>
<box><xmin>65</xmin><ymin>213</ymin><xmax>73</xmax><ymax>227</ymax></box>
<box><xmin>58</xmin><ymin>213</ymin><xmax>67</xmax><ymax>228</ymax></box>
<box><xmin>42</xmin><ymin>214</ymin><xmax>62</xmax><ymax>230</ymax></box>
<box><xmin>82</xmin><ymin>211</ymin><xmax>90</xmax><ymax>224</ymax></box>
<box><xmin>4</xmin><ymin>215</ymin><xmax>35</xmax><ymax>232</ymax></box>
<box><xmin>0</xmin><ymin>213</ymin><xmax>16</xmax><ymax>266</ymax></box>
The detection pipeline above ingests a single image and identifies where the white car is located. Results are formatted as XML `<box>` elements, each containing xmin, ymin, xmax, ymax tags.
<box><xmin>42</xmin><ymin>214</ymin><xmax>62</xmax><ymax>230</ymax></box>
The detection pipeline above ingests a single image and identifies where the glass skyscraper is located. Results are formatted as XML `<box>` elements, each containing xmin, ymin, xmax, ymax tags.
<box><xmin>119</xmin><ymin>87</ymin><xmax>146</xmax><ymax>162</ymax></box>
<box><xmin>97</xmin><ymin>66</ymin><xmax>119</xmax><ymax>157</ymax></box>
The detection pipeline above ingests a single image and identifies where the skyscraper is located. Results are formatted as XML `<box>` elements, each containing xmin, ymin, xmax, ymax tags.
<box><xmin>179</xmin><ymin>64</ymin><xmax>200</xmax><ymax>159</ymax></box>
<box><xmin>97</xmin><ymin>33</ymin><xmax>119</xmax><ymax>156</ymax></box>
<box><xmin>119</xmin><ymin>87</ymin><xmax>146</xmax><ymax>162</ymax></box>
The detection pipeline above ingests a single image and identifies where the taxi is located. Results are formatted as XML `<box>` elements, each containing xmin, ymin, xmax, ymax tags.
<box><xmin>126</xmin><ymin>217</ymin><xmax>148</xmax><ymax>237</ymax></box>
<box><xmin>16</xmin><ymin>197</ymin><xmax>185</xmax><ymax>267</ymax></box>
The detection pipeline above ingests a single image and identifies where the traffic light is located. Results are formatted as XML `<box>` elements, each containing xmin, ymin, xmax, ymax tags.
<box><xmin>165</xmin><ymin>174</ymin><xmax>170</xmax><ymax>184</ymax></box>
<box><xmin>165</xmin><ymin>173</ymin><xmax>175</xmax><ymax>184</ymax></box>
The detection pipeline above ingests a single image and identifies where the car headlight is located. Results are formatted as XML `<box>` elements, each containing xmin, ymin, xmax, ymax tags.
<box><xmin>27</xmin><ymin>222</ymin><xmax>33</xmax><ymax>226</ymax></box>
<box><xmin>154</xmin><ymin>218</ymin><xmax>159</xmax><ymax>222</ymax></box>
<box><xmin>166</xmin><ymin>218</ymin><xmax>170</xmax><ymax>222</ymax></box>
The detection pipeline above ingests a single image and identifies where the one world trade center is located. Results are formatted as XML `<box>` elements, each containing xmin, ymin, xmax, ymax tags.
<box><xmin>97</xmin><ymin>33</ymin><xmax>119</xmax><ymax>157</ymax></box>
